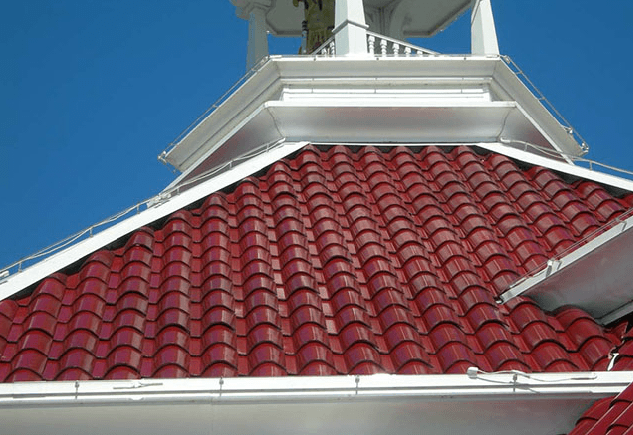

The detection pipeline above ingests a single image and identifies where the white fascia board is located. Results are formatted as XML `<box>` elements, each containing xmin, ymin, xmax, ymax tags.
<box><xmin>486</xmin><ymin>142</ymin><xmax>633</xmax><ymax>324</ymax></box>
<box><xmin>0</xmin><ymin>372</ymin><xmax>630</xmax><ymax>435</ymax></box>
<box><xmin>162</xmin><ymin>104</ymin><xmax>284</xmax><ymax>194</ymax></box>
<box><xmin>0</xmin><ymin>141</ymin><xmax>309</xmax><ymax>302</ymax></box>
<box><xmin>268</xmin><ymin>101</ymin><xmax>517</xmax><ymax>144</ymax></box>
<box><xmin>499</xmin><ymin>212</ymin><xmax>633</xmax><ymax>324</ymax></box>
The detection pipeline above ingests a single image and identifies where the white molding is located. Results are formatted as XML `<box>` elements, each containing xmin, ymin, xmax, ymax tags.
<box><xmin>1</xmin><ymin>371</ymin><xmax>628</xmax><ymax>405</ymax></box>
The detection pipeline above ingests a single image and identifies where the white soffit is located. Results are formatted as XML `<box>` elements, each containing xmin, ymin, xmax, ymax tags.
<box><xmin>500</xmin><ymin>212</ymin><xmax>633</xmax><ymax>325</ymax></box>
<box><xmin>231</xmin><ymin>0</ymin><xmax>471</xmax><ymax>37</ymax></box>
<box><xmin>0</xmin><ymin>372</ymin><xmax>630</xmax><ymax>435</ymax></box>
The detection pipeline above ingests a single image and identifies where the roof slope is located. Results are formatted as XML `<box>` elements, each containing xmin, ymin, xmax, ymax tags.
<box><xmin>0</xmin><ymin>145</ymin><xmax>631</xmax><ymax>382</ymax></box>
<box><xmin>570</xmin><ymin>381</ymin><xmax>633</xmax><ymax>434</ymax></box>
<box><xmin>568</xmin><ymin>329</ymin><xmax>633</xmax><ymax>434</ymax></box>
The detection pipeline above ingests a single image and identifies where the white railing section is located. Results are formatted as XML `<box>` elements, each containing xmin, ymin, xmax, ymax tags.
<box><xmin>314</xmin><ymin>37</ymin><xmax>337</xmax><ymax>56</ymax></box>
<box><xmin>366</xmin><ymin>31</ymin><xmax>437</xmax><ymax>57</ymax></box>
<box><xmin>314</xmin><ymin>31</ymin><xmax>436</xmax><ymax>57</ymax></box>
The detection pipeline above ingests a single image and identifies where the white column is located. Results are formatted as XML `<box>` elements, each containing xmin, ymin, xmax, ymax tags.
<box><xmin>334</xmin><ymin>0</ymin><xmax>369</xmax><ymax>56</ymax></box>
<box><xmin>471</xmin><ymin>0</ymin><xmax>499</xmax><ymax>55</ymax></box>
<box><xmin>246</xmin><ymin>4</ymin><xmax>269</xmax><ymax>69</ymax></box>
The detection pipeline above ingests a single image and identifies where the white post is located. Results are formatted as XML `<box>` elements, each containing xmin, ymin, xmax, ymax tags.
<box><xmin>246</xmin><ymin>4</ymin><xmax>269</xmax><ymax>69</ymax></box>
<box><xmin>471</xmin><ymin>0</ymin><xmax>499</xmax><ymax>55</ymax></box>
<box><xmin>334</xmin><ymin>0</ymin><xmax>369</xmax><ymax>56</ymax></box>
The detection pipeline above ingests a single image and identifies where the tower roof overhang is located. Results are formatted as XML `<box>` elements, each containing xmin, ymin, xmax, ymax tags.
<box><xmin>230</xmin><ymin>0</ymin><xmax>472</xmax><ymax>37</ymax></box>
<box><xmin>161</xmin><ymin>55</ymin><xmax>587</xmax><ymax>188</ymax></box>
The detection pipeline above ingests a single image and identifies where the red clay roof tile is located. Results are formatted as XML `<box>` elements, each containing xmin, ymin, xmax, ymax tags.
<box><xmin>0</xmin><ymin>145</ymin><xmax>630</xmax><ymax>382</ymax></box>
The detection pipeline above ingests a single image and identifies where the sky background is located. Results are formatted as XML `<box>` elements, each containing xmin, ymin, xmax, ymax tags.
<box><xmin>1</xmin><ymin>1</ymin><xmax>632</xmax><ymax>272</ymax></box>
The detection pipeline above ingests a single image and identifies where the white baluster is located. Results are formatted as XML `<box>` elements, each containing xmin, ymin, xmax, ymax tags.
<box><xmin>380</xmin><ymin>39</ymin><xmax>388</xmax><ymax>56</ymax></box>
<box><xmin>330</xmin><ymin>40</ymin><xmax>336</xmax><ymax>56</ymax></box>
<box><xmin>404</xmin><ymin>46</ymin><xmax>411</xmax><ymax>57</ymax></box>
<box><xmin>393</xmin><ymin>43</ymin><xmax>400</xmax><ymax>56</ymax></box>
<box><xmin>368</xmin><ymin>35</ymin><xmax>375</xmax><ymax>55</ymax></box>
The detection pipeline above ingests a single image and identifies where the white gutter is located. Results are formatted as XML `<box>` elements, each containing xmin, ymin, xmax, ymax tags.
<box><xmin>2</xmin><ymin>371</ymin><xmax>628</xmax><ymax>406</ymax></box>
<box><xmin>0</xmin><ymin>372</ymin><xmax>630</xmax><ymax>435</ymax></box>
<box><xmin>499</xmin><ymin>211</ymin><xmax>633</xmax><ymax>324</ymax></box>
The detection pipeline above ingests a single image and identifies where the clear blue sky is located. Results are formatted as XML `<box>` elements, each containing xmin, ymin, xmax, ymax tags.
<box><xmin>1</xmin><ymin>1</ymin><xmax>632</xmax><ymax>271</ymax></box>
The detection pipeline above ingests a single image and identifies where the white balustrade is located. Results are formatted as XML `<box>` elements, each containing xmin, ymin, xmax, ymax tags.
<box><xmin>313</xmin><ymin>30</ymin><xmax>437</xmax><ymax>58</ymax></box>
<box><xmin>365</xmin><ymin>31</ymin><xmax>436</xmax><ymax>57</ymax></box>
<box><xmin>368</xmin><ymin>35</ymin><xmax>375</xmax><ymax>55</ymax></box>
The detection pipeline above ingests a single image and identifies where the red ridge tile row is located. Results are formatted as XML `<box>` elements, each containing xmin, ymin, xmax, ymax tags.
<box><xmin>0</xmin><ymin>145</ymin><xmax>629</xmax><ymax>382</ymax></box>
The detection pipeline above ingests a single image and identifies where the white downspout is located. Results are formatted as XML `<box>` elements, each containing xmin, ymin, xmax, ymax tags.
<box><xmin>471</xmin><ymin>0</ymin><xmax>500</xmax><ymax>55</ymax></box>
<box><xmin>334</xmin><ymin>0</ymin><xmax>369</xmax><ymax>56</ymax></box>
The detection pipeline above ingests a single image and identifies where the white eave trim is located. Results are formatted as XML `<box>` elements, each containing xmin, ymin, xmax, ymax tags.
<box><xmin>499</xmin><ymin>211</ymin><xmax>633</xmax><ymax>325</ymax></box>
<box><xmin>0</xmin><ymin>372</ymin><xmax>630</xmax><ymax>435</ymax></box>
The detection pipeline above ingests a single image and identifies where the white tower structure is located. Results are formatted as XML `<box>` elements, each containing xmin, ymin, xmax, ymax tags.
<box><xmin>159</xmin><ymin>0</ymin><xmax>586</xmax><ymax>192</ymax></box>
<box><xmin>231</xmin><ymin>0</ymin><xmax>499</xmax><ymax>68</ymax></box>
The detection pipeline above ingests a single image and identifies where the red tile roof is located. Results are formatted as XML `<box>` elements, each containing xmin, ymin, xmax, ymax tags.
<box><xmin>569</xmin><ymin>381</ymin><xmax>633</xmax><ymax>435</ymax></box>
<box><xmin>613</xmin><ymin>328</ymin><xmax>633</xmax><ymax>372</ymax></box>
<box><xmin>0</xmin><ymin>145</ymin><xmax>631</xmax><ymax>382</ymax></box>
